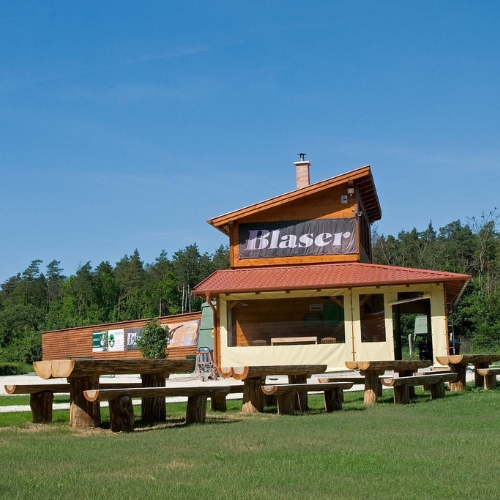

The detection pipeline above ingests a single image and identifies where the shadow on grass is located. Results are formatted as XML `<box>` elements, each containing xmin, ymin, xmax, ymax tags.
<box><xmin>107</xmin><ymin>413</ymin><xmax>243</xmax><ymax>432</ymax></box>
<box><xmin>341</xmin><ymin>406</ymin><xmax>366</xmax><ymax>412</ymax></box>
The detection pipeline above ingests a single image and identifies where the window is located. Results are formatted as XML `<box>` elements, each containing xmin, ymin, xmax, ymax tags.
<box><xmin>227</xmin><ymin>296</ymin><xmax>345</xmax><ymax>347</ymax></box>
<box><xmin>359</xmin><ymin>294</ymin><xmax>386</xmax><ymax>342</ymax></box>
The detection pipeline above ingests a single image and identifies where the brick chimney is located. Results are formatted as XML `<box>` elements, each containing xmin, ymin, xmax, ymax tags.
<box><xmin>294</xmin><ymin>153</ymin><xmax>310</xmax><ymax>189</ymax></box>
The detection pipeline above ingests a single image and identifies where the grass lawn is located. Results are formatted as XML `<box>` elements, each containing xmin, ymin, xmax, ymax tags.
<box><xmin>0</xmin><ymin>387</ymin><xmax>499</xmax><ymax>499</ymax></box>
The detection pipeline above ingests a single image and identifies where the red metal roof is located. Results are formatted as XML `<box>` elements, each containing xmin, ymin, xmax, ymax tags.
<box><xmin>193</xmin><ymin>262</ymin><xmax>470</xmax><ymax>306</ymax></box>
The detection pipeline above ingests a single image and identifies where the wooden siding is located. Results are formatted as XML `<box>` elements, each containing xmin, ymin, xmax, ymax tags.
<box><xmin>235</xmin><ymin>186</ymin><xmax>357</xmax><ymax>224</ymax></box>
<box><xmin>230</xmin><ymin>252</ymin><xmax>360</xmax><ymax>268</ymax></box>
<box><xmin>42</xmin><ymin>312</ymin><xmax>201</xmax><ymax>361</ymax></box>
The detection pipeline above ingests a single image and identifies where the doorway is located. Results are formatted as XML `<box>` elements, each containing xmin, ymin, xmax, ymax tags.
<box><xmin>392</xmin><ymin>293</ymin><xmax>432</xmax><ymax>361</ymax></box>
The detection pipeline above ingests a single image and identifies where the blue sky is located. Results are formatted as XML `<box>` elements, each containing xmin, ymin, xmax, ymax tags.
<box><xmin>1</xmin><ymin>1</ymin><xmax>499</xmax><ymax>283</ymax></box>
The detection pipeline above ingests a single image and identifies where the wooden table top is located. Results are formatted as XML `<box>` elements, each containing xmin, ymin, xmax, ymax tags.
<box><xmin>436</xmin><ymin>354</ymin><xmax>500</xmax><ymax>366</ymax></box>
<box><xmin>219</xmin><ymin>364</ymin><xmax>328</xmax><ymax>381</ymax></box>
<box><xmin>33</xmin><ymin>358</ymin><xmax>196</xmax><ymax>380</ymax></box>
<box><xmin>345</xmin><ymin>360</ymin><xmax>432</xmax><ymax>372</ymax></box>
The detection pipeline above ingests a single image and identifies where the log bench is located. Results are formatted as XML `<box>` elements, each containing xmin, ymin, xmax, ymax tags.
<box><xmin>209</xmin><ymin>384</ymin><xmax>243</xmax><ymax>411</ymax></box>
<box><xmin>261</xmin><ymin>382</ymin><xmax>353</xmax><ymax>415</ymax></box>
<box><xmin>345</xmin><ymin>360</ymin><xmax>432</xmax><ymax>404</ymax></box>
<box><xmin>219</xmin><ymin>365</ymin><xmax>327</xmax><ymax>413</ymax></box>
<box><xmin>317</xmin><ymin>375</ymin><xmax>365</xmax><ymax>402</ymax></box>
<box><xmin>33</xmin><ymin>358</ymin><xmax>196</xmax><ymax>427</ymax></box>
<box><xmin>417</xmin><ymin>370</ymin><xmax>451</xmax><ymax>391</ymax></box>
<box><xmin>380</xmin><ymin>373</ymin><xmax>458</xmax><ymax>404</ymax></box>
<box><xmin>436</xmin><ymin>354</ymin><xmax>500</xmax><ymax>390</ymax></box>
<box><xmin>476</xmin><ymin>367</ymin><xmax>500</xmax><ymax>390</ymax></box>
<box><xmin>83</xmin><ymin>385</ymin><xmax>238</xmax><ymax>432</ymax></box>
<box><xmin>4</xmin><ymin>383</ymin><xmax>143</xmax><ymax>424</ymax></box>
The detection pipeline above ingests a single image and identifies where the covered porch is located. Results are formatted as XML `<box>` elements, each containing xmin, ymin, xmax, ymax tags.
<box><xmin>193</xmin><ymin>262</ymin><xmax>470</xmax><ymax>372</ymax></box>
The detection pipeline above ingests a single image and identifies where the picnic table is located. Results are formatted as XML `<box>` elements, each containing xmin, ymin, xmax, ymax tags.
<box><xmin>345</xmin><ymin>360</ymin><xmax>432</xmax><ymax>404</ymax></box>
<box><xmin>33</xmin><ymin>358</ymin><xmax>195</xmax><ymax>427</ymax></box>
<box><xmin>218</xmin><ymin>364</ymin><xmax>327</xmax><ymax>413</ymax></box>
<box><xmin>436</xmin><ymin>354</ymin><xmax>500</xmax><ymax>391</ymax></box>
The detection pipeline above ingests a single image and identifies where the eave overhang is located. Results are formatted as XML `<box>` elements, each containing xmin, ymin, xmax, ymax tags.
<box><xmin>193</xmin><ymin>262</ymin><xmax>470</xmax><ymax>309</ymax></box>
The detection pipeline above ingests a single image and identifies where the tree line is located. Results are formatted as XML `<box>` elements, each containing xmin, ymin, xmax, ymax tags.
<box><xmin>0</xmin><ymin>244</ymin><xmax>229</xmax><ymax>364</ymax></box>
<box><xmin>1</xmin><ymin>211</ymin><xmax>499</xmax><ymax>365</ymax></box>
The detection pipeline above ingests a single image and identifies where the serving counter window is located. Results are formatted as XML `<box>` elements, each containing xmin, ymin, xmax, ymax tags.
<box><xmin>227</xmin><ymin>296</ymin><xmax>346</xmax><ymax>347</ymax></box>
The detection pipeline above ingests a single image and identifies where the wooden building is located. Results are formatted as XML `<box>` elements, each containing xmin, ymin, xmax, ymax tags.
<box><xmin>41</xmin><ymin>312</ymin><xmax>201</xmax><ymax>361</ymax></box>
<box><xmin>193</xmin><ymin>158</ymin><xmax>471</xmax><ymax>371</ymax></box>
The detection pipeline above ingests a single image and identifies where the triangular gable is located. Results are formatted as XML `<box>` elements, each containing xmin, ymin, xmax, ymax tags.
<box><xmin>208</xmin><ymin>165</ymin><xmax>381</xmax><ymax>235</ymax></box>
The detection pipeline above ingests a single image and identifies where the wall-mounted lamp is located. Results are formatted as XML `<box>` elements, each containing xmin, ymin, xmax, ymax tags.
<box><xmin>347</xmin><ymin>180</ymin><xmax>355</xmax><ymax>196</ymax></box>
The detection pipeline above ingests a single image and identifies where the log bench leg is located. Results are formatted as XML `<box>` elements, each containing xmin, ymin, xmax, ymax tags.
<box><xmin>109</xmin><ymin>396</ymin><xmax>135</xmax><ymax>432</ymax></box>
<box><xmin>210</xmin><ymin>395</ymin><xmax>227</xmax><ymax>412</ymax></box>
<box><xmin>69</xmin><ymin>376</ymin><xmax>101</xmax><ymax>428</ymax></box>
<box><xmin>186</xmin><ymin>395</ymin><xmax>208</xmax><ymax>424</ymax></box>
<box><xmin>430</xmin><ymin>381</ymin><xmax>445</xmax><ymax>399</ymax></box>
<box><xmin>399</xmin><ymin>370</ymin><xmax>415</xmax><ymax>399</ymax></box>
<box><xmin>362</xmin><ymin>370</ymin><xmax>384</xmax><ymax>404</ymax></box>
<box><xmin>276</xmin><ymin>392</ymin><xmax>296</xmax><ymax>415</ymax></box>
<box><xmin>393</xmin><ymin>385</ymin><xmax>410</xmax><ymax>404</ymax></box>
<box><xmin>141</xmin><ymin>374</ymin><xmax>167</xmax><ymax>423</ymax></box>
<box><xmin>324</xmin><ymin>388</ymin><xmax>343</xmax><ymax>412</ymax></box>
<box><xmin>449</xmin><ymin>365</ymin><xmax>466</xmax><ymax>392</ymax></box>
<box><xmin>242</xmin><ymin>378</ymin><xmax>265</xmax><ymax>413</ymax></box>
<box><xmin>483</xmin><ymin>374</ymin><xmax>497</xmax><ymax>391</ymax></box>
<box><xmin>30</xmin><ymin>391</ymin><xmax>54</xmax><ymax>423</ymax></box>
<box><xmin>289</xmin><ymin>374</ymin><xmax>308</xmax><ymax>411</ymax></box>
<box><xmin>377</xmin><ymin>379</ymin><xmax>383</xmax><ymax>398</ymax></box>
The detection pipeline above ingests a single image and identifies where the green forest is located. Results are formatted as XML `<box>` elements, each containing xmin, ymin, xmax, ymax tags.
<box><xmin>1</xmin><ymin>211</ymin><xmax>499</xmax><ymax>367</ymax></box>
<box><xmin>0</xmin><ymin>244</ymin><xmax>229</xmax><ymax>365</ymax></box>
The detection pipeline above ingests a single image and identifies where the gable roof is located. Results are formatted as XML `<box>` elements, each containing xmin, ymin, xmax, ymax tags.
<box><xmin>193</xmin><ymin>262</ymin><xmax>470</xmax><ymax>308</ymax></box>
<box><xmin>208</xmin><ymin>165</ymin><xmax>381</xmax><ymax>235</ymax></box>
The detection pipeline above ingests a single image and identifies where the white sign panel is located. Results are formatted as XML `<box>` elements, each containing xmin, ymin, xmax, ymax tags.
<box><xmin>107</xmin><ymin>328</ymin><xmax>125</xmax><ymax>352</ymax></box>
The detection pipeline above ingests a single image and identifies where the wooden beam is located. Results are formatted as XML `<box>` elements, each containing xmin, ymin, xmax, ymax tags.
<box><xmin>261</xmin><ymin>382</ymin><xmax>353</xmax><ymax>396</ymax></box>
<box><xmin>34</xmin><ymin>358</ymin><xmax>196</xmax><ymax>379</ymax></box>
<box><xmin>346</xmin><ymin>360</ymin><xmax>431</xmax><ymax>372</ymax></box>
<box><xmin>380</xmin><ymin>373</ymin><xmax>458</xmax><ymax>387</ymax></box>
<box><xmin>84</xmin><ymin>386</ymin><xmax>232</xmax><ymax>402</ymax></box>
<box><xmin>230</xmin><ymin>365</ymin><xmax>327</xmax><ymax>381</ymax></box>
<box><xmin>4</xmin><ymin>382</ymin><xmax>144</xmax><ymax>394</ymax></box>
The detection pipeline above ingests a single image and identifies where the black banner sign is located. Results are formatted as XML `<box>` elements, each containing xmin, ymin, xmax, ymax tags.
<box><xmin>238</xmin><ymin>218</ymin><xmax>357</xmax><ymax>259</ymax></box>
